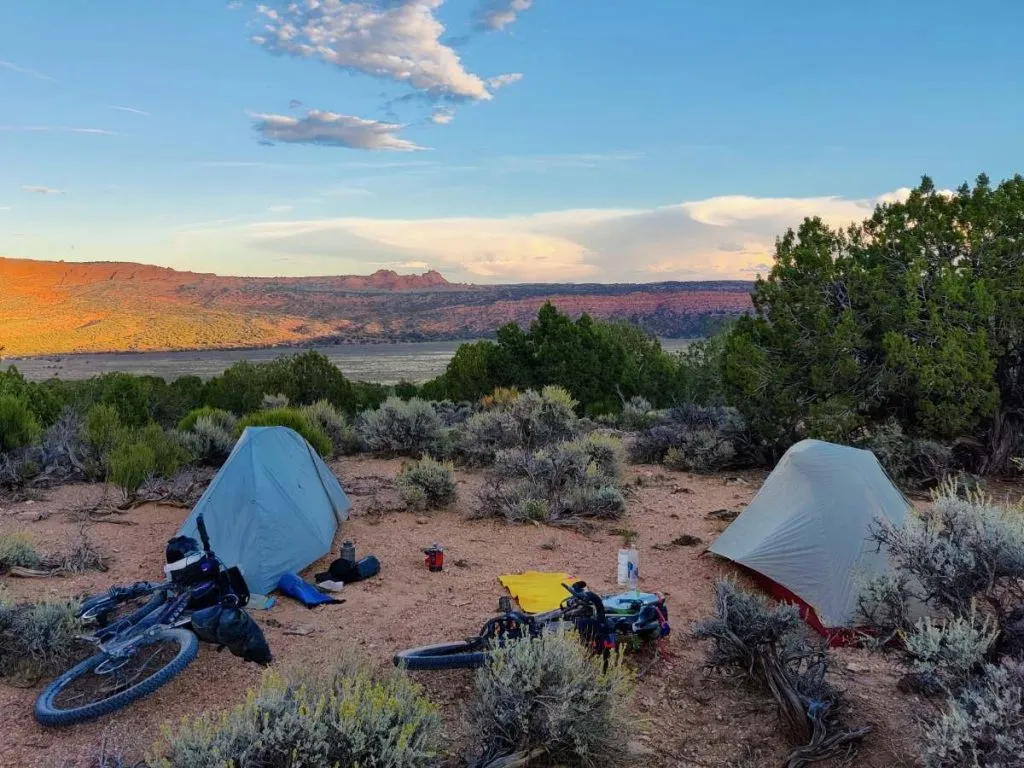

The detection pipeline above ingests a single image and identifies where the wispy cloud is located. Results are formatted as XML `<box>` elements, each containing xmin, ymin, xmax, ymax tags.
<box><xmin>208</xmin><ymin>188</ymin><xmax>911</xmax><ymax>282</ymax></box>
<box><xmin>251</xmin><ymin>110</ymin><xmax>427</xmax><ymax>151</ymax></box>
<box><xmin>0</xmin><ymin>205</ymin><xmax>11</xmax><ymax>211</ymax></box>
<box><xmin>23</xmin><ymin>185</ymin><xmax>66</xmax><ymax>195</ymax></box>
<box><xmin>488</xmin><ymin>73</ymin><xmax>523</xmax><ymax>89</ymax></box>
<box><xmin>0</xmin><ymin>59</ymin><xmax>56</xmax><ymax>82</ymax></box>
<box><xmin>475</xmin><ymin>0</ymin><xmax>535</xmax><ymax>31</ymax></box>
<box><xmin>252</xmin><ymin>1</ymin><xmax>492</xmax><ymax>101</ymax></box>
<box><xmin>0</xmin><ymin>125</ymin><xmax>118</xmax><ymax>136</ymax></box>
<box><xmin>430</xmin><ymin>108</ymin><xmax>455</xmax><ymax>125</ymax></box>
<box><xmin>266</xmin><ymin>204</ymin><xmax>294</xmax><ymax>213</ymax></box>
<box><xmin>108</xmin><ymin>105</ymin><xmax>150</xmax><ymax>116</ymax></box>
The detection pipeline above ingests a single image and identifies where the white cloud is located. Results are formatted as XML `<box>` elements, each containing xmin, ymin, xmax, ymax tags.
<box><xmin>475</xmin><ymin>0</ymin><xmax>534</xmax><ymax>31</ymax></box>
<box><xmin>266</xmin><ymin>204</ymin><xmax>294</xmax><ymax>212</ymax></box>
<box><xmin>209</xmin><ymin>188</ymin><xmax>913</xmax><ymax>282</ymax></box>
<box><xmin>23</xmin><ymin>185</ymin><xmax>66</xmax><ymax>195</ymax></box>
<box><xmin>0</xmin><ymin>125</ymin><xmax>118</xmax><ymax>136</ymax></box>
<box><xmin>108</xmin><ymin>105</ymin><xmax>150</xmax><ymax>116</ymax></box>
<box><xmin>252</xmin><ymin>1</ymin><xmax>492</xmax><ymax>101</ymax></box>
<box><xmin>0</xmin><ymin>205</ymin><xmax>10</xmax><ymax>211</ymax></box>
<box><xmin>251</xmin><ymin>110</ymin><xmax>427</xmax><ymax>151</ymax></box>
<box><xmin>430</xmin><ymin>108</ymin><xmax>454</xmax><ymax>125</ymax></box>
<box><xmin>0</xmin><ymin>59</ymin><xmax>55</xmax><ymax>82</ymax></box>
<box><xmin>488</xmin><ymin>72</ymin><xmax>523</xmax><ymax>89</ymax></box>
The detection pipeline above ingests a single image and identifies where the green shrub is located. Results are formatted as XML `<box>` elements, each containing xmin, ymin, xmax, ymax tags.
<box><xmin>137</xmin><ymin>424</ymin><xmax>194</xmax><ymax>477</ymax></box>
<box><xmin>107</xmin><ymin>441</ymin><xmax>156</xmax><ymax>499</ymax></box>
<box><xmin>397</xmin><ymin>456</ymin><xmax>458</xmax><ymax>511</ymax></box>
<box><xmin>235</xmin><ymin>408</ymin><xmax>332</xmax><ymax>458</ymax></box>
<box><xmin>0</xmin><ymin>592</ymin><xmax>85</xmax><ymax>683</ymax></box>
<box><xmin>302</xmin><ymin>400</ymin><xmax>361</xmax><ymax>456</ymax></box>
<box><xmin>0</xmin><ymin>532</ymin><xmax>42</xmax><ymax>572</ymax></box>
<box><xmin>357</xmin><ymin>397</ymin><xmax>441</xmax><ymax>457</ymax></box>
<box><xmin>153</xmin><ymin>652</ymin><xmax>440</xmax><ymax>768</ymax></box>
<box><xmin>0</xmin><ymin>394</ymin><xmax>41</xmax><ymax>452</ymax></box>
<box><xmin>466</xmin><ymin>631</ymin><xmax>635</xmax><ymax>767</ymax></box>
<box><xmin>84</xmin><ymin>403</ymin><xmax>128</xmax><ymax>458</ymax></box>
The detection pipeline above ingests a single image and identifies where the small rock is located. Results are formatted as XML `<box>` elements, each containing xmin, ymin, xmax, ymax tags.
<box><xmin>416</xmin><ymin>516</ymin><xmax>429</xmax><ymax>525</ymax></box>
<box><xmin>846</xmin><ymin>662</ymin><xmax>869</xmax><ymax>673</ymax></box>
<box><xmin>671</xmin><ymin>486</ymin><xmax>694</xmax><ymax>495</ymax></box>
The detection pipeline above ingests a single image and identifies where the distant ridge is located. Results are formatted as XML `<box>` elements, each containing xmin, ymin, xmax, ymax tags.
<box><xmin>0</xmin><ymin>256</ymin><xmax>753</xmax><ymax>356</ymax></box>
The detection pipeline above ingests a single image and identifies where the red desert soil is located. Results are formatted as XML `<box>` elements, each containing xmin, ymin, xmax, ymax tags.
<box><xmin>0</xmin><ymin>458</ymin><xmax>928</xmax><ymax>768</ymax></box>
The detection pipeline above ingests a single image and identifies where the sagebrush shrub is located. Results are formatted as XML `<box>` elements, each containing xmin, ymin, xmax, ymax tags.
<box><xmin>357</xmin><ymin>397</ymin><xmax>441</xmax><ymax>457</ymax></box>
<box><xmin>629</xmin><ymin>404</ymin><xmax>746</xmax><ymax>469</ymax></box>
<box><xmin>432</xmin><ymin>399</ymin><xmax>475</xmax><ymax>427</ymax></box>
<box><xmin>152</xmin><ymin>652</ymin><xmax>440</xmax><ymax>768</ymax></box>
<box><xmin>0</xmin><ymin>531</ymin><xmax>42</xmax><ymax>572</ymax></box>
<box><xmin>397</xmin><ymin>455</ymin><xmax>457</xmax><ymax>511</ymax></box>
<box><xmin>188</xmin><ymin>414</ymin><xmax>237</xmax><ymax>465</ymax></box>
<box><xmin>862</xmin><ymin>482</ymin><xmax>1024</xmax><ymax>661</ymax></box>
<box><xmin>459</xmin><ymin>388</ymin><xmax>579</xmax><ymax>466</ymax></box>
<box><xmin>479</xmin><ymin>435</ymin><xmax>626</xmax><ymax>525</ymax></box>
<box><xmin>902</xmin><ymin>613</ymin><xmax>998</xmax><ymax>692</ymax></box>
<box><xmin>302</xmin><ymin>399</ymin><xmax>360</xmax><ymax>456</ymax></box>
<box><xmin>465</xmin><ymin>631</ymin><xmax>635</xmax><ymax>768</ymax></box>
<box><xmin>235</xmin><ymin>408</ymin><xmax>333</xmax><ymax>458</ymax></box>
<box><xmin>261</xmin><ymin>392</ymin><xmax>289</xmax><ymax>410</ymax></box>
<box><xmin>177</xmin><ymin>406</ymin><xmax>233</xmax><ymax>433</ymax></box>
<box><xmin>0</xmin><ymin>592</ymin><xmax>84</xmax><ymax>682</ymax></box>
<box><xmin>694</xmin><ymin>580</ymin><xmax>868</xmax><ymax>760</ymax></box>
<box><xmin>0</xmin><ymin>394</ymin><xmax>41</xmax><ymax>453</ymax></box>
<box><xmin>921</xmin><ymin>660</ymin><xmax>1024</xmax><ymax>768</ymax></box>
<box><xmin>619</xmin><ymin>396</ymin><xmax>656</xmax><ymax>431</ymax></box>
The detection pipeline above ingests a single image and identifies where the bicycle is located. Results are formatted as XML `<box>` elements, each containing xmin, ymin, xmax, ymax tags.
<box><xmin>34</xmin><ymin>514</ymin><xmax>250</xmax><ymax>727</ymax></box>
<box><xmin>394</xmin><ymin>581</ymin><xmax>670</xmax><ymax>671</ymax></box>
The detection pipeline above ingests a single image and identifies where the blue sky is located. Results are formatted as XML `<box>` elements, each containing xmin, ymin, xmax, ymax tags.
<box><xmin>1</xmin><ymin>0</ymin><xmax>1022</xmax><ymax>282</ymax></box>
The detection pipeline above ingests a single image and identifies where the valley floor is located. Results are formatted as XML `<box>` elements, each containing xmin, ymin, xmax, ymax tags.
<box><xmin>0</xmin><ymin>458</ymin><xmax>934</xmax><ymax>768</ymax></box>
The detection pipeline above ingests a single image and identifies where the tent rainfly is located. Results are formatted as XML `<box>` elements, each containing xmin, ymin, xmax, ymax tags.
<box><xmin>177</xmin><ymin>426</ymin><xmax>351</xmax><ymax>595</ymax></box>
<box><xmin>708</xmin><ymin>439</ymin><xmax>911</xmax><ymax>642</ymax></box>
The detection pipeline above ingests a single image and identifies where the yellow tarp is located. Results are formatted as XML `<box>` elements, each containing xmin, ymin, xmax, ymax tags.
<box><xmin>498</xmin><ymin>571</ymin><xmax>575</xmax><ymax>614</ymax></box>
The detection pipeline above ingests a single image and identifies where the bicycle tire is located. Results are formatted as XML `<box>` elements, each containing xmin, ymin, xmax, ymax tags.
<box><xmin>34</xmin><ymin>628</ymin><xmax>199</xmax><ymax>727</ymax></box>
<box><xmin>394</xmin><ymin>641</ymin><xmax>488</xmax><ymax>671</ymax></box>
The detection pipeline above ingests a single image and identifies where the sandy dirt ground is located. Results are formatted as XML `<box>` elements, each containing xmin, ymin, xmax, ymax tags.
<box><xmin>0</xmin><ymin>457</ymin><xmax>947</xmax><ymax>768</ymax></box>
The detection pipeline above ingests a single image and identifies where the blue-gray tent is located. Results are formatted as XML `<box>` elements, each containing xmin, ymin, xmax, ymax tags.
<box><xmin>178</xmin><ymin>426</ymin><xmax>351</xmax><ymax>595</ymax></box>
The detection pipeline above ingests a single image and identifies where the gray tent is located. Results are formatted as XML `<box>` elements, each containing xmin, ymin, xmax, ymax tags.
<box><xmin>178</xmin><ymin>426</ymin><xmax>351</xmax><ymax>595</ymax></box>
<box><xmin>709</xmin><ymin>439</ymin><xmax>910</xmax><ymax>634</ymax></box>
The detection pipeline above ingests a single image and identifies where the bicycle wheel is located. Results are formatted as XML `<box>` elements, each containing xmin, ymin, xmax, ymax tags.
<box><xmin>34</xmin><ymin>628</ymin><xmax>199</xmax><ymax>727</ymax></box>
<box><xmin>80</xmin><ymin>584</ymin><xmax>166</xmax><ymax>629</ymax></box>
<box><xmin>394</xmin><ymin>640</ymin><xmax>488</xmax><ymax>671</ymax></box>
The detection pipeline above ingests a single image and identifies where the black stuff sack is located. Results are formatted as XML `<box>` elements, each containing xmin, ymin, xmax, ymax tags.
<box><xmin>191</xmin><ymin>603</ymin><xmax>272</xmax><ymax>666</ymax></box>
<box><xmin>315</xmin><ymin>555</ymin><xmax>380</xmax><ymax>584</ymax></box>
